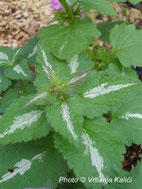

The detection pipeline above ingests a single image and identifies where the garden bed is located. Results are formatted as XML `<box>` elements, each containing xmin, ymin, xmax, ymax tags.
<box><xmin>0</xmin><ymin>0</ymin><xmax>142</xmax><ymax>189</ymax></box>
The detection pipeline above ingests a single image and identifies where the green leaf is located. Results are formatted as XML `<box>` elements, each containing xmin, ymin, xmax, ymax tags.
<box><xmin>34</xmin><ymin>44</ymin><xmax>71</xmax><ymax>90</ymax></box>
<box><xmin>46</xmin><ymin>96</ymin><xmax>84</xmax><ymax>147</ymax></box>
<box><xmin>110</xmin><ymin>87</ymin><xmax>142</xmax><ymax>145</ymax></box>
<box><xmin>97</xmin><ymin>21</ymin><xmax>125</xmax><ymax>42</ymax></box>
<box><xmin>106</xmin><ymin>59</ymin><xmax>138</xmax><ymax>78</ymax></box>
<box><xmin>108</xmin><ymin>0</ymin><xmax>125</xmax><ymax>2</ymax></box>
<box><xmin>0</xmin><ymin>89</ymin><xmax>20</xmax><ymax>114</ymax></box>
<box><xmin>0</xmin><ymin>96</ymin><xmax>50</xmax><ymax>145</ymax></box>
<box><xmin>120</xmin><ymin>161</ymin><xmax>142</xmax><ymax>189</ymax></box>
<box><xmin>0</xmin><ymin>136</ymin><xmax>69</xmax><ymax>189</ymax></box>
<box><xmin>0</xmin><ymin>82</ymin><xmax>36</xmax><ymax>113</ymax></box>
<box><xmin>79</xmin><ymin>0</ymin><xmax>117</xmax><ymax>16</ymax></box>
<box><xmin>54</xmin><ymin>118</ymin><xmax>125</xmax><ymax>189</ymax></box>
<box><xmin>39</xmin><ymin>20</ymin><xmax>100</xmax><ymax>59</ymax></box>
<box><xmin>0</xmin><ymin>46</ymin><xmax>13</xmax><ymax>67</ymax></box>
<box><xmin>68</xmin><ymin>52</ymin><xmax>94</xmax><ymax>74</ymax></box>
<box><xmin>78</xmin><ymin>70</ymin><xmax>140</xmax><ymax>118</ymax></box>
<box><xmin>18</xmin><ymin>35</ymin><xmax>38</xmax><ymax>59</ymax></box>
<box><xmin>104</xmin><ymin>161</ymin><xmax>142</xmax><ymax>189</ymax></box>
<box><xmin>12</xmin><ymin>48</ymin><xmax>23</xmax><ymax>64</ymax></box>
<box><xmin>0</xmin><ymin>75</ymin><xmax>11</xmax><ymax>93</ymax></box>
<box><xmin>129</xmin><ymin>0</ymin><xmax>141</xmax><ymax>3</ymax></box>
<box><xmin>4</xmin><ymin>59</ymin><xmax>31</xmax><ymax>80</ymax></box>
<box><xmin>110</xmin><ymin>24</ymin><xmax>142</xmax><ymax>67</ymax></box>
<box><xmin>109</xmin><ymin>0</ymin><xmax>141</xmax><ymax>3</ymax></box>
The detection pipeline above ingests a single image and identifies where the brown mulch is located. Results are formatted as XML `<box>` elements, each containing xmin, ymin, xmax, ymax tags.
<box><xmin>0</xmin><ymin>1</ymin><xmax>142</xmax><ymax>49</ymax></box>
<box><xmin>0</xmin><ymin>0</ymin><xmax>53</xmax><ymax>48</ymax></box>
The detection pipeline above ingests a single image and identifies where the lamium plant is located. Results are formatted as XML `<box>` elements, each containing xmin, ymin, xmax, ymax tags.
<box><xmin>0</xmin><ymin>0</ymin><xmax>142</xmax><ymax>188</ymax></box>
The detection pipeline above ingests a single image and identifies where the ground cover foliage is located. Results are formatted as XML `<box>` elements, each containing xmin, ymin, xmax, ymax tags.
<box><xmin>0</xmin><ymin>0</ymin><xmax>142</xmax><ymax>188</ymax></box>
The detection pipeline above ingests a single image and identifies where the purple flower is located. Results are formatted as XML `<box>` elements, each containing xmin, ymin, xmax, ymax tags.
<box><xmin>75</xmin><ymin>15</ymin><xmax>80</xmax><ymax>18</ymax></box>
<box><xmin>50</xmin><ymin>0</ymin><xmax>85</xmax><ymax>20</ymax></box>
<box><xmin>50</xmin><ymin>0</ymin><xmax>63</xmax><ymax>11</ymax></box>
<box><xmin>80</xmin><ymin>10</ymin><xmax>85</xmax><ymax>19</ymax></box>
<box><xmin>50</xmin><ymin>0</ymin><xmax>68</xmax><ymax>11</ymax></box>
<box><xmin>75</xmin><ymin>10</ymin><xmax>85</xmax><ymax>20</ymax></box>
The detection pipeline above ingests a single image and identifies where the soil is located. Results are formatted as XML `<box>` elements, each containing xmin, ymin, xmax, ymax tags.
<box><xmin>0</xmin><ymin>0</ymin><xmax>53</xmax><ymax>48</ymax></box>
<box><xmin>123</xmin><ymin>144</ymin><xmax>142</xmax><ymax>172</ymax></box>
<box><xmin>0</xmin><ymin>0</ymin><xmax>142</xmax><ymax>48</ymax></box>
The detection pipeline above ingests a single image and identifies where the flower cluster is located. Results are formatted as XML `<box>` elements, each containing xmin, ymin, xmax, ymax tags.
<box><xmin>50</xmin><ymin>0</ymin><xmax>85</xmax><ymax>20</ymax></box>
<box><xmin>75</xmin><ymin>9</ymin><xmax>85</xmax><ymax>20</ymax></box>
<box><xmin>50</xmin><ymin>0</ymin><xmax>64</xmax><ymax>11</ymax></box>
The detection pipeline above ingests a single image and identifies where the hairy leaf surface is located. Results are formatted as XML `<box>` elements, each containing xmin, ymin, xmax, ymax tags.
<box><xmin>54</xmin><ymin>118</ymin><xmax>124</xmax><ymax>189</ymax></box>
<box><xmin>104</xmin><ymin>161</ymin><xmax>142</xmax><ymax>189</ymax></box>
<box><xmin>46</xmin><ymin>96</ymin><xmax>84</xmax><ymax>147</ymax></box>
<box><xmin>78</xmin><ymin>71</ymin><xmax>140</xmax><ymax>118</ymax></box>
<box><xmin>34</xmin><ymin>44</ymin><xmax>70</xmax><ymax>90</ymax></box>
<box><xmin>79</xmin><ymin>0</ymin><xmax>117</xmax><ymax>16</ymax></box>
<box><xmin>39</xmin><ymin>21</ymin><xmax>100</xmax><ymax>59</ymax></box>
<box><xmin>4</xmin><ymin>59</ymin><xmax>31</xmax><ymax>80</ymax></box>
<box><xmin>0</xmin><ymin>137</ymin><xmax>68</xmax><ymax>189</ymax></box>
<box><xmin>0</xmin><ymin>47</ymin><xmax>13</xmax><ymax>67</ymax></box>
<box><xmin>0</xmin><ymin>96</ymin><xmax>50</xmax><ymax>144</ymax></box>
<box><xmin>110</xmin><ymin>24</ymin><xmax>142</xmax><ymax>67</ymax></box>
<box><xmin>0</xmin><ymin>75</ymin><xmax>11</xmax><ymax>93</ymax></box>
<box><xmin>111</xmin><ymin>87</ymin><xmax>142</xmax><ymax>145</ymax></box>
<box><xmin>109</xmin><ymin>0</ymin><xmax>141</xmax><ymax>3</ymax></box>
<box><xmin>69</xmin><ymin>52</ymin><xmax>93</xmax><ymax>74</ymax></box>
<box><xmin>0</xmin><ymin>83</ymin><xmax>36</xmax><ymax>113</ymax></box>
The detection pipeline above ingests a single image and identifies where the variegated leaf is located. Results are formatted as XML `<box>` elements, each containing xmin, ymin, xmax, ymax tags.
<box><xmin>78</xmin><ymin>71</ymin><xmax>141</xmax><ymax>118</ymax></box>
<box><xmin>0</xmin><ymin>75</ymin><xmax>11</xmax><ymax>93</ymax></box>
<box><xmin>69</xmin><ymin>54</ymin><xmax>79</xmax><ymax>74</ymax></box>
<box><xmin>13</xmin><ymin>64</ymin><xmax>27</xmax><ymax>77</ymax></box>
<box><xmin>25</xmin><ymin>93</ymin><xmax>47</xmax><ymax>107</ymax></box>
<box><xmin>0</xmin><ymin>83</ymin><xmax>36</xmax><ymax>113</ymax></box>
<box><xmin>111</xmin><ymin>88</ymin><xmax>142</xmax><ymax>145</ymax></box>
<box><xmin>12</xmin><ymin>48</ymin><xmax>22</xmax><ymax>64</ymax></box>
<box><xmin>40</xmin><ymin>45</ymin><xmax>55</xmax><ymax>80</ymax></box>
<box><xmin>17</xmin><ymin>35</ymin><xmax>38</xmax><ymax>59</ymax></box>
<box><xmin>81</xmin><ymin>129</ymin><xmax>105</xmax><ymax>181</ymax></box>
<box><xmin>0</xmin><ymin>136</ymin><xmax>68</xmax><ymax>188</ymax></box>
<box><xmin>34</xmin><ymin>43</ymin><xmax>71</xmax><ymax>91</ymax></box>
<box><xmin>69</xmin><ymin>70</ymin><xmax>90</xmax><ymax>85</ymax></box>
<box><xmin>0</xmin><ymin>52</ymin><xmax>8</xmax><ymax>61</ymax></box>
<box><xmin>46</xmin><ymin>96</ymin><xmax>84</xmax><ymax>147</ymax></box>
<box><xmin>28</xmin><ymin>44</ymin><xmax>37</xmax><ymax>58</ymax></box>
<box><xmin>54</xmin><ymin>118</ymin><xmax>124</xmax><ymax>189</ymax></box>
<box><xmin>69</xmin><ymin>52</ymin><xmax>93</xmax><ymax>74</ymax></box>
<box><xmin>0</xmin><ymin>96</ymin><xmax>50</xmax><ymax>144</ymax></box>
<box><xmin>4</xmin><ymin>59</ymin><xmax>31</xmax><ymax>80</ymax></box>
<box><xmin>0</xmin><ymin>46</ymin><xmax>14</xmax><ymax>66</ymax></box>
<box><xmin>39</xmin><ymin>21</ymin><xmax>100</xmax><ymax>60</ymax></box>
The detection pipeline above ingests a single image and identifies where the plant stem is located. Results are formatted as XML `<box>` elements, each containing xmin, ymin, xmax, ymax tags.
<box><xmin>59</xmin><ymin>0</ymin><xmax>72</xmax><ymax>16</ymax></box>
<box><xmin>20</xmin><ymin>79</ymin><xmax>25</xmax><ymax>91</ymax></box>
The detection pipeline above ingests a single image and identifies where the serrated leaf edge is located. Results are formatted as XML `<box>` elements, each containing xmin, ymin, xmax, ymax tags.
<box><xmin>0</xmin><ymin>110</ymin><xmax>43</xmax><ymax>138</ymax></box>
<box><xmin>83</xmin><ymin>82</ymin><xmax>137</xmax><ymax>98</ymax></box>
<box><xmin>13</xmin><ymin>65</ymin><xmax>28</xmax><ymax>77</ymax></box>
<box><xmin>0</xmin><ymin>151</ymin><xmax>46</xmax><ymax>183</ymax></box>
<box><xmin>69</xmin><ymin>54</ymin><xmax>79</xmax><ymax>74</ymax></box>
<box><xmin>82</xmin><ymin>129</ymin><xmax>106</xmax><ymax>182</ymax></box>
<box><xmin>61</xmin><ymin>103</ymin><xmax>78</xmax><ymax>141</ymax></box>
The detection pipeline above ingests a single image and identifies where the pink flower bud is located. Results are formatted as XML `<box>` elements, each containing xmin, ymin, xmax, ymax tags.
<box><xmin>50</xmin><ymin>88</ymin><xmax>54</xmax><ymax>92</ymax></box>
<box><xmin>50</xmin><ymin>0</ymin><xmax>68</xmax><ymax>11</ymax></box>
